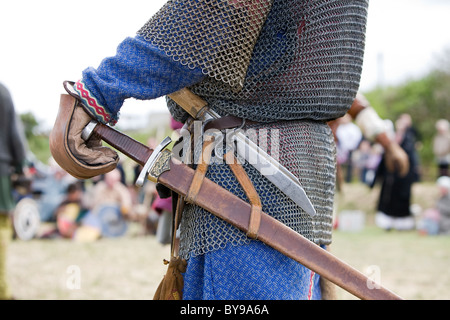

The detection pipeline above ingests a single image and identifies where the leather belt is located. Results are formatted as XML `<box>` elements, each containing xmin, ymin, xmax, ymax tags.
<box><xmin>203</xmin><ymin>115</ymin><xmax>257</xmax><ymax>131</ymax></box>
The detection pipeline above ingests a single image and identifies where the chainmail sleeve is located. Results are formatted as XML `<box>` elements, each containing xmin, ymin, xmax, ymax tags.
<box><xmin>140</xmin><ymin>0</ymin><xmax>369</xmax><ymax>123</ymax></box>
<box><xmin>137</xmin><ymin>0</ymin><xmax>274</xmax><ymax>91</ymax></box>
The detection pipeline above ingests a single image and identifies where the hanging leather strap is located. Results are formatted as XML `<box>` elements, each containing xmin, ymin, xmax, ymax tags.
<box><xmin>224</xmin><ymin>150</ymin><xmax>262</xmax><ymax>239</ymax></box>
<box><xmin>185</xmin><ymin>136</ymin><xmax>215</xmax><ymax>204</ymax></box>
<box><xmin>170</xmin><ymin>194</ymin><xmax>185</xmax><ymax>258</ymax></box>
<box><xmin>184</xmin><ymin>132</ymin><xmax>262</xmax><ymax>239</ymax></box>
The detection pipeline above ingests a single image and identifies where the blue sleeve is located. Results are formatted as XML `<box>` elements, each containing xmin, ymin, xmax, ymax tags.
<box><xmin>75</xmin><ymin>35</ymin><xmax>205</xmax><ymax>125</ymax></box>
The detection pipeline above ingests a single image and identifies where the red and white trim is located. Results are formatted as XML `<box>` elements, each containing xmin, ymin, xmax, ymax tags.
<box><xmin>74</xmin><ymin>80</ymin><xmax>117</xmax><ymax>125</ymax></box>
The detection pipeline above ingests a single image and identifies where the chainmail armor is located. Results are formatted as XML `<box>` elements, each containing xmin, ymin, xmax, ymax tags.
<box><xmin>178</xmin><ymin>120</ymin><xmax>336</xmax><ymax>260</ymax></box>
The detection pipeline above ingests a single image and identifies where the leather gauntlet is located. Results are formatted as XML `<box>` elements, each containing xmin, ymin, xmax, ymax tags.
<box><xmin>49</xmin><ymin>84</ymin><xmax>119</xmax><ymax>179</ymax></box>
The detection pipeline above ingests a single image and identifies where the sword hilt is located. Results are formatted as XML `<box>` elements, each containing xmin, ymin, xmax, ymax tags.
<box><xmin>168</xmin><ymin>88</ymin><xmax>209</xmax><ymax>119</ymax></box>
<box><xmin>135</xmin><ymin>136</ymin><xmax>172</xmax><ymax>186</ymax></box>
<box><xmin>81</xmin><ymin>120</ymin><xmax>172</xmax><ymax>186</ymax></box>
<box><xmin>81</xmin><ymin>120</ymin><xmax>153</xmax><ymax>166</ymax></box>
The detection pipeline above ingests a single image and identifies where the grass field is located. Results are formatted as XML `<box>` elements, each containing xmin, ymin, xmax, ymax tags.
<box><xmin>333</xmin><ymin>227</ymin><xmax>450</xmax><ymax>300</ymax></box>
<box><xmin>5</xmin><ymin>182</ymin><xmax>450</xmax><ymax>300</ymax></box>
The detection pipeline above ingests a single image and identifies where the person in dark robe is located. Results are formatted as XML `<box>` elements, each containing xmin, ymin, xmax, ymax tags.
<box><xmin>373</xmin><ymin>114</ymin><xmax>421</xmax><ymax>231</ymax></box>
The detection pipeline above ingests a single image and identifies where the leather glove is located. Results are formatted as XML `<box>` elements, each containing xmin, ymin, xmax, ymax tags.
<box><xmin>50</xmin><ymin>93</ymin><xmax>119</xmax><ymax>180</ymax></box>
<box><xmin>384</xmin><ymin>142</ymin><xmax>409</xmax><ymax>177</ymax></box>
<box><xmin>67</xmin><ymin>104</ymin><xmax>119</xmax><ymax>167</ymax></box>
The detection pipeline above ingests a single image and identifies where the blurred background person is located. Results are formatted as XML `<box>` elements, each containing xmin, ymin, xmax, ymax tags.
<box><xmin>0</xmin><ymin>82</ymin><xmax>26</xmax><ymax>300</ymax></box>
<box><xmin>353</xmin><ymin>139</ymin><xmax>383</xmax><ymax>186</ymax></box>
<box><xmin>328</xmin><ymin>93</ymin><xmax>409</xmax><ymax>191</ymax></box>
<box><xmin>54</xmin><ymin>182</ymin><xmax>87</xmax><ymax>239</ymax></box>
<box><xmin>75</xmin><ymin>168</ymin><xmax>132</xmax><ymax>241</ymax></box>
<box><xmin>417</xmin><ymin>175</ymin><xmax>450</xmax><ymax>236</ymax></box>
<box><xmin>433</xmin><ymin>119</ymin><xmax>450</xmax><ymax>178</ymax></box>
<box><xmin>151</xmin><ymin>194</ymin><xmax>172</xmax><ymax>245</ymax></box>
<box><xmin>37</xmin><ymin>158</ymin><xmax>77</xmax><ymax>223</ymax></box>
<box><xmin>90</xmin><ymin>168</ymin><xmax>132</xmax><ymax>218</ymax></box>
<box><xmin>335</xmin><ymin>113</ymin><xmax>363</xmax><ymax>183</ymax></box>
<box><xmin>374</xmin><ymin>113</ymin><xmax>421</xmax><ymax>231</ymax></box>
<box><xmin>436</xmin><ymin>175</ymin><xmax>450</xmax><ymax>234</ymax></box>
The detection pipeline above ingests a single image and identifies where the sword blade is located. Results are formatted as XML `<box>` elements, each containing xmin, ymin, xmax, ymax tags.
<box><xmin>233</xmin><ymin>131</ymin><xmax>316</xmax><ymax>216</ymax></box>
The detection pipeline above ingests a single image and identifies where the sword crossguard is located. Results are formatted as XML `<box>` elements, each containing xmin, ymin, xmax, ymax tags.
<box><xmin>136</xmin><ymin>136</ymin><xmax>172</xmax><ymax>187</ymax></box>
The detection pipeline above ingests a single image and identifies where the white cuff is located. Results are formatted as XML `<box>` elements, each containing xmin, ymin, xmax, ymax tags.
<box><xmin>355</xmin><ymin>107</ymin><xmax>386</xmax><ymax>141</ymax></box>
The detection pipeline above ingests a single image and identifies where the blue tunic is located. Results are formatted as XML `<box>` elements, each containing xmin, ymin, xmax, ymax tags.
<box><xmin>76</xmin><ymin>35</ymin><xmax>204</xmax><ymax>125</ymax></box>
<box><xmin>183</xmin><ymin>241</ymin><xmax>322</xmax><ymax>300</ymax></box>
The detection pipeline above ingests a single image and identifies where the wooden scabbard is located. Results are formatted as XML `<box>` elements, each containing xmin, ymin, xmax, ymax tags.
<box><xmin>91</xmin><ymin>123</ymin><xmax>402</xmax><ymax>300</ymax></box>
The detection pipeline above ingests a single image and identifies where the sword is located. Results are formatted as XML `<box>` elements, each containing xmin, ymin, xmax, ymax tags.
<box><xmin>168</xmin><ymin>88</ymin><xmax>316</xmax><ymax>216</ymax></box>
<box><xmin>80</xmin><ymin>119</ymin><xmax>402</xmax><ymax>300</ymax></box>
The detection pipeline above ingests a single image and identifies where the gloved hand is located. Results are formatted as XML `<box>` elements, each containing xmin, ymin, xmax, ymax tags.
<box><xmin>384</xmin><ymin>142</ymin><xmax>409</xmax><ymax>177</ymax></box>
<box><xmin>67</xmin><ymin>104</ymin><xmax>119</xmax><ymax>168</ymax></box>
<box><xmin>50</xmin><ymin>92</ymin><xmax>119</xmax><ymax>180</ymax></box>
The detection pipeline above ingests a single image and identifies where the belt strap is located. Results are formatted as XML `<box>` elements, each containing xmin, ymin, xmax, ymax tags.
<box><xmin>185</xmin><ymin>136</ymin><xmax>215</xmax><ymax>204</ymax></box>
<box><xmin>185</xmin><ymin>132</ymin><xmax>262</xmax><ymax>239</ymax></box>
<box><xmin>204</xmin><ymin>115</ymin><xmax>243</xmax><ymax>131</ymax></box>
<box><xmin>224</xmin><ymin>150</ymin><xmax>262</xmax><ymax>239</ymax></box>
<box><xmin>203</xmin><ymin>115</ymin><xmax>258</xmax><ymax>132</ymax></box>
